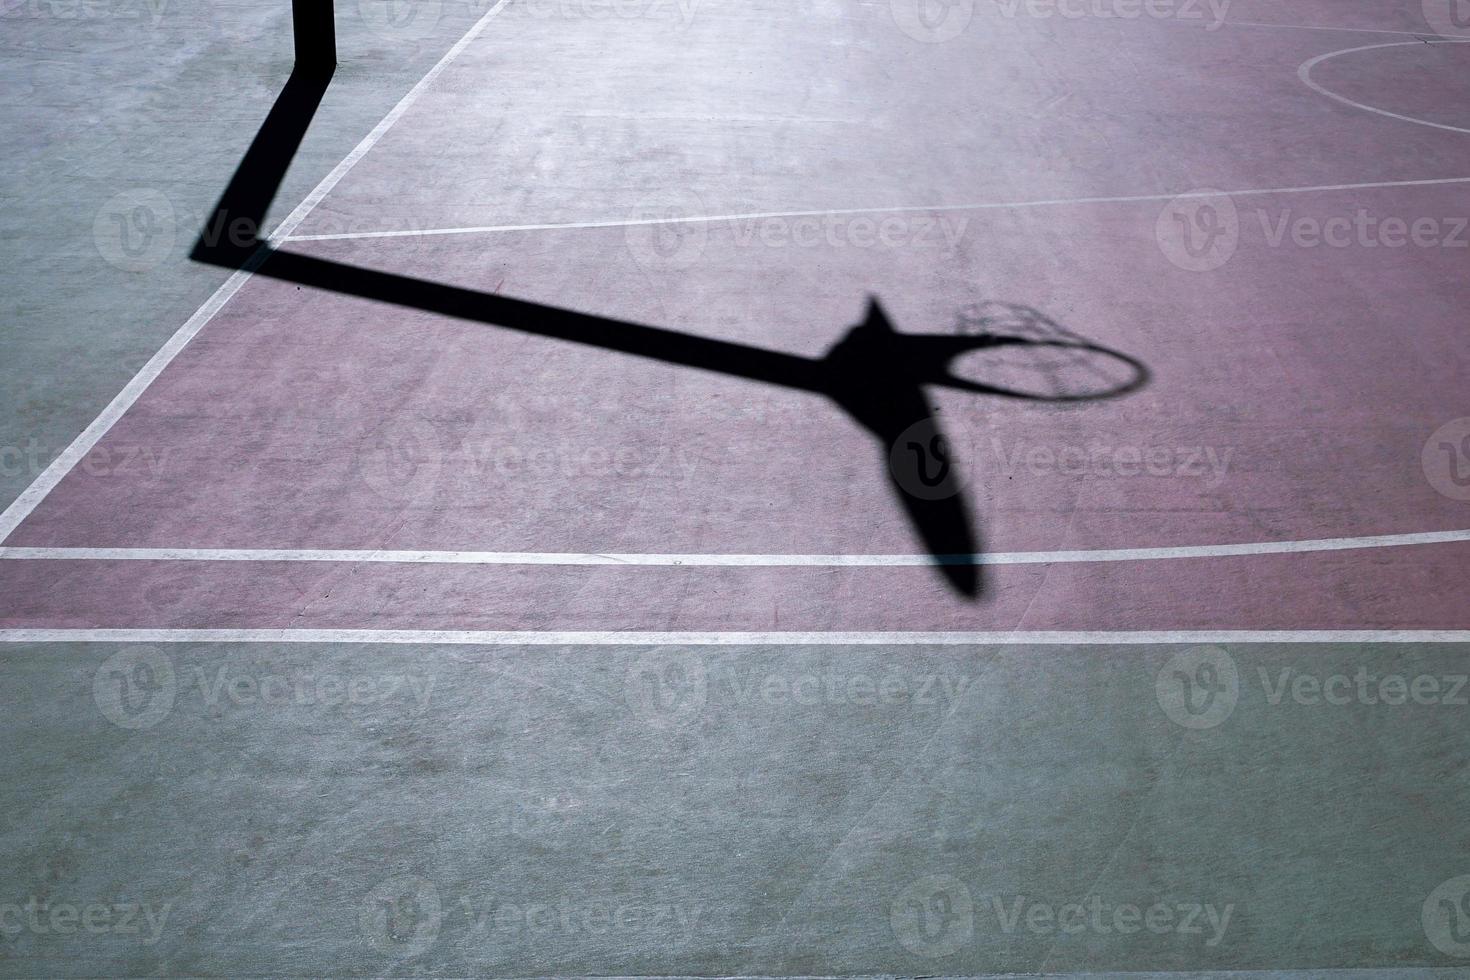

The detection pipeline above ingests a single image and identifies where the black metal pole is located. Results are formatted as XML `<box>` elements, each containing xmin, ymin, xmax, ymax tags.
<box><xmin>293</xmin><ymin>0</ymin><xmax>336</xmax><ymax>73</ymax></box>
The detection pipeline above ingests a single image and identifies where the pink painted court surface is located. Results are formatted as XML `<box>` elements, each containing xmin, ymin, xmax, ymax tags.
<box><xmin>3</xmin><ymin>0</ymin><xmax>1470</xmax><ymax>633</ymax></box>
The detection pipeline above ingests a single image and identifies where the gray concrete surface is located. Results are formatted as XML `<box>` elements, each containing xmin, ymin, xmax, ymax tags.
<box><xmin>2</xmin><ymin>640</ymin><xmax>1469</xmax><ymax>974</ymax></box>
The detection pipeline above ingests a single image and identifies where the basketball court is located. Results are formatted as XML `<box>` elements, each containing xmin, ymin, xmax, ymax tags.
<box><xmin>1</xmin><ymin>0</ymin><xmax>1468</xmax><ymax>973</ymax></box>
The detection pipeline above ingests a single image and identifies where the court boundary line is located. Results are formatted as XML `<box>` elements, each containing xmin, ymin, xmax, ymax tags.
<box><xmin>3</xmin><ymin>629</ymin><xmax>1469</xmax><ymax>645</ymax></box>
<box><xmin>1219</xmin><ymin>20</ymin><xmax>1450</xmax><ymax>38</ymax></box>
<box><xmin>282</xmin><ymin>175</ymin><xmax>1470</xmax><ymax>242</ymax></box>
<box><xmin>3</xmin><ymin>526</ymin><xmax>1470</xmax><ymax>566</ymax></box>
<box><xmin>1300</xmin><ymin>40</ymin><xmax>1470</xmax><ymax>136</ymax></box>
<box><xmin>0</xmin><ymin>0</ymin><xmax>514</xmax><ymax>547</ymax></box>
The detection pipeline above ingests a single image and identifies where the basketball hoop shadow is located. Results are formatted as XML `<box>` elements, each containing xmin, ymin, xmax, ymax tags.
<box><xmin>192</xmin><ymin>67</ymin><xmax>1150</xmax><ymax>596</ymax></box>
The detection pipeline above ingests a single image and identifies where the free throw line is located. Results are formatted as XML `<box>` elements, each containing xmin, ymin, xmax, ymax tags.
<box><xmin>3</xmin><ymin>629</ymin><xmax>1470</xmax><ymax>645</ymax></box>
<box><xmin>281</xmin><ymin>175</ymin><xmax>1470</xmax><ymax>242</ymax></box>
<box><xmin>2</xmin><ymin>527</ymin><xmax>1470</xmax><ymax>566</ymax></box>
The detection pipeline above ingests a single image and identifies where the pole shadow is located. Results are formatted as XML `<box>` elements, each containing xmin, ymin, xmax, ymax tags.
<box><xmin>191</xmin><ymin>68</ymin><xmax>1150</xmax><ymax>597</ymax></box>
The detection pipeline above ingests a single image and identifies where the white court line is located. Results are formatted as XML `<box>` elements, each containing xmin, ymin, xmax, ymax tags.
<box><xmin>1300</xmin><ymin>41</ymin><xmax>1470</xmax><ymax>136</ymax></box>
<box><xmin>3</xmin><ymin>629</ymin><xmax>1469</xmax><ymax>645</ymax></box>
<box><xmin>282</xmin><ymin>176</ymin><xmax>1470</xmax><ymax>242</ymax></box>
<box><xmin>1220</xmin><ymin>20</ymin><xmax>1448</xmax><ymax>38</ymax></box>
<box><xmin>3</xmin><ymin>527</ymin><xmax>1470</xmax><ymax>566</ymax></box>
<box><xmin>0</xmin><ymin>0</ymin><xmax>514</xmax><ymax>546</ymax></box>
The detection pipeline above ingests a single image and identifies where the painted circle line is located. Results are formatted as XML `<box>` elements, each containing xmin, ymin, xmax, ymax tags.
<box><xmin>1299</xmin><ymin>40</ymin><xmax>1470</xmax><ymax>135</ymax></box>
